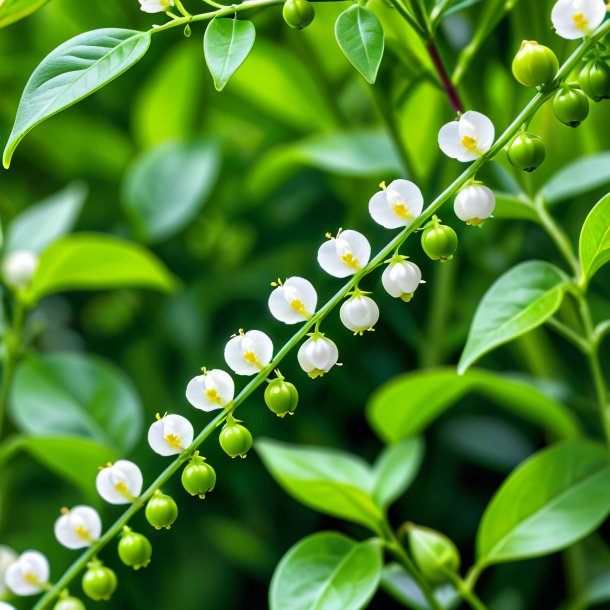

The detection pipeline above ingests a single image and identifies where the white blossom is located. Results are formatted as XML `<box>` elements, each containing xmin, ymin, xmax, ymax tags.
<box><xmin>224</xmin><ymin>329</ymin><xmax>273</xmax><ymax>375</ymax></box>
<box><xmin>5</xmin><ymin>551</ymin><xmax>49</xmax><ymax>596</ymax></box>
<box><xmin>551</xmin><ymin>0</ymin><xmax>606</xmax><ymax>39</ymax></box>
<box><xmin>454</xmin><ymin>184</ymin><xmax>496</xmax><ymax>226</ymax></box>
<box><xmin>340</xmin><ymin>294</ymin><xmax>380</xmax><ymax>335</ymax></box>
<box><xmin>54</xmin><ymin>506</ymin><xmax>102</xmax><ymax>550</ymax></box>
<box><xmin>186</xmin><ymin>368</ymin><xmax>234</xmax><ymax>411</ymax></box>
<box><xmin>96</xmin><ymin>460</ymin><xmax>143</xmax><ymax>505</ymax></box>
<box><xmin>2</xmin><ymin>250</ymin><xmax>38</xmax><ymax>289</ymax></box>
<box><xmin>438</xmin><ymin>111</ymin><xmax>495</xmax><ymax>162</ymax></box>
<box><xmin>268</xmin><ymin>277</ymin><xmax>317</xmax><ymax>324</ymax></box>
<box><xmin>0</xmin><ymin>602</ymin><xmax>16</xmax><ymax>610</ymax></box>
<box><xmin>382</xmin><ymin>258</ymin><xmax>424</xmax><ymax>302</ymax></box>
<box><xmin>297</xmin><ymin>334</ymin><xmax>339</xmax><ymax>378</ymax></box>
<box><xmin>369</xmin><ymin>180</ymin><xmax>424</xmax><ymax>229</ymax></box>
<box><xmin>139</xmin><ymin>0</ymin><xmax>173</xmax><ymax>13</ymax></box>
<box><xmin>148</xmin><ymin>413</ymin><xmax>194</xmax><ymax>456</ymax></box>
<box><xmin>317</xmin><ymin>229</ymin><xmax>371</xmax><ymax>278</ymax></box>
<box><xmin>0</xmin><ymin>546</ymin><xmax>18</xmax><ymax>598</ymax></box>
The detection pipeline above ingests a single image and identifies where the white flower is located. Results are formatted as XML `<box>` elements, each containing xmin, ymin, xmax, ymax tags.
<box><xmin>318</xmin><ymin>229</ymin><xmax>371</xmax><ymax>278</ymax></box>
<box><xmin>186</xmin><ymin>368</ymin><xmax>234</xmax><ymax>411</ymax></box>
<box><xmin>454</xmin><ymin>184</ymin><xmax>496</xmax><ymax>226</ymax></box>
<box><xmin>551</xmin><ymin>0</ymin><xmax>606</xmax><ymax>39</ymax></box>
<box><xmin>340</xmin><ymin>294</ymin><xmax>380</xmax><ymax>335</ymax></box>
<box><xmin>0</xmin><ymin>546</ymin><xmax>18</xmax><ymax>597</ymax></box>
<box><xmin>438</xmin><ymin>111</ymin><xmax>495</xmax><ymax>162</ymax></box>
<box><xmin>5</xmin><ymin>551</ymin><xmax>49</xmax><ymax>596</ymax></box>
<box><xmin>2</xmin><ymin>250</ymin><xmax>38</xmax><ymax>289</ymax></box>
<box><xmin>369</xmin><ymin>180</ymin><xmax>424</xmax><ymax>229</ymax></box>
<box><xmin>297</xmin><ymin>334</ymin><xmax>339</xmax><ymax>378</ymax></box>
<box><xmin>268</xmin><ymin>277</ymin><xmax>317</xmax><ymax>324</ymax></box>
<box><xmin>0</xmin><ymin>602</ymin><xmax>16</xmax><ymax>610</ymax></box>
<box><xmin>54</xmin><ymin>506</ymin><xmax>102</xmax><ymax>550</ymax></box>
<box><xmin>148</xmin><ymin>413</ymin><xmax>194</xmax><ymax>456</ymax></box>
<box><xmin>224</xmin><ymin>329</ymin><xmax>273</xmax><ymax>375</ymax></box>
<box><xmin>382</xmin><ymin>258</ymin><xmax>424</xmax><ymax>302</ymax></box>
<box><xmin>96</xmin><ymin>460</ymin><xmax>143</xmax><ymax>505</ymax></box>
<box><xmin>139</xmin><ymin>0</ymin><xmax>173</xmax><ymax>13</ymax></box>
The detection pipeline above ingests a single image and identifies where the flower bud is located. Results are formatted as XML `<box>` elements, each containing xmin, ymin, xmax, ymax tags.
<box><xmin>297</xmin><ymin>333</ymin><xmax>339</xmax><ymax>378</ymax></box>
<box><xmin>454</xmin><ymin>184</ymin><xmax>495</xmax><ymax>227</ymax></box>
<box><xmin>181</xmin><ymin>454</ymin><xmax>217</xmax><ymax>497</ymax></box>
<box><xmin>53</xmin><ymin>594</ymin><xmax>86</xmax><ymax>610</ymax></box>
<box><xmin>145</xmin><ymin>490</ymin><xmax>178</xmax><ymax>530</ymax></box>
<box><xmin>512</xmin><ymin>41</ymin><xmax>558</xmax><ymax>87</ymax></box>
<box><xmin>54</xmin><ymin>505</ymin><xmax>101</xmax><ymax>549</ymax></box>
<box><xmin>82</xmin><ymin>561</ymin><xmax>117</xmax><ymax>602</ymax></box>
<box><xmin>382</xmin><ymin>258</ymin><xmax>423</xmax><ymax>303</ymax></box>
<box><xmin>2</xmin><ymin>250</ymin><xmax>38</xmax><ymax>290</ymax></box>
<box><xmin>579</xmin><ymin>58</ymin><xmax>610</xmax><ymax>102</ymax></box>
<box><xmin>283</xmin><ymin>0</ymin><xmax>315</xmax><ymax>29</ymax></box>
<box><xmin>339</xmin><ymin>294</ymin><xmax>379</xmax><ymax>335</ymax></box>
<box><xmin>408</xmin><ymin>525</ymin><xmax>460</xmax><ymax>584</ymax></box>
<box><xmin>421</xmin><ymin>217</ymin><xmax>458</xmax><ymax>262</ymax></box>
<box><xmin>118</xmin><ymin>527</ymin><xmax>152</xmax><ymax>570</ymax></box>
<box><xmin>553</xmin><ymin>86</ymin><xmax>590</xmax><ymax>127</ymax></box>
<box><xmin>264</xmin><ymin>377</ymin><xmax>299</xmax><ymax>417</ymax></box>
<box><xmin>0</xmin><ymin>545</ymin><xmax>18</xmax><ymax>598</ymax></box>
<box><xmin>507</xmin><ymin>132</ymin><xmax>546</xmax><ymax>172</ymax></box>
<box><xmin>5</xmin><ymin>550</ymin><xmax>49</xmax><ymax>596</ymax></box>
<box><xmin>219</xmin><ymin>420</ymin><xmax>253</xmax><ymax>458</ymax></box>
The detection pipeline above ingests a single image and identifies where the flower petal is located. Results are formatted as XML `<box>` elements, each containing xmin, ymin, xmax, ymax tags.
<box><xmin>318</xmin><ymin>240</ymin><xmax>353</xmax><ymax>278</ymax></box>
<box><xmin>369</xmin><ymin>190</ymin><xmax>404</xmax><ymax>229</ymax></box>
<box><xmin>388</xmin><ymin>179</ymin><xmax>424</xmax><ymax>220</ymax></box>
<box><xmin>438</xmin><ymin>121</ymin><xmax>464</xmax><ymax>160</ymax></box>
<box><xmin>459</xmin><ymin>111</ymin><xmax>495</xmax><ymax>154</ymax></box>
<box><xmin>342</xmin><ymin>230</ymin><xmax>371</xmax><ymax>267</ymax></box>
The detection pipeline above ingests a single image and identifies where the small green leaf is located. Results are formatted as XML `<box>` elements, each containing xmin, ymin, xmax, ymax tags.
<box><xmin>335</xmin><ymin>6</ymin><xmax>384</xmax><ymax>84</ymax></box>
<box><xmin>204</xmin><ymin>18</ymin><xmax>256</xmax><ymax>91</ymax></box>
<box><xmin>579</xmin><ymin>193</ymin><xmax>610</xmax><ymax>286</ymax></box>
<box><xmin>122</xmin><ymin>139</ymin><xmax>220</xmax><ymax>242</ymax></box>
<box><xmin>3</xmin><ymin>28</ymin><xmax>150</xmax><ymax>168</ymax></box>
<box><xmin>10</xmin><ymin>352</ymin><xmax>143</xmax><ymax>453</ymax></box>
<box><xmin>477</xmin><ymin>440</ymin><xmax>610</xmax><ymax>567</ymax></box>
<box><xmin>458</xmin><ymin>261</ymin><xmax>568</xmax><ymax>373</ymax></box>
<box><xmin>270</xmin><ymin>532</ymin><xmax>382</xmax><ymax>610</ymax></box>
<box><xmin>0</xmin><ymin>0</ymin><xmax>49</xmax><ymax>28</ymax></box>
<box><xmin>256</xmin><ymin>438</ymin><xmax>384</xmax><ymax>533</ymax></box>
<box><xmin>27</xmin><ymin>233</ymin><xmax>176</xmax><ymax>302</ymax></box>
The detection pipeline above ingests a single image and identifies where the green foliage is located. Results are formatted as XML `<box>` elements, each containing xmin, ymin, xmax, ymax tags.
<box><xmin>0</xmin><ymin>0</ymin><xmax>49</xmax><ymax>28</ymax></box>
<box><xmin>579</xmin><ymin>193</ymin><xmax>610</xmax><ymax>287</ymax></box>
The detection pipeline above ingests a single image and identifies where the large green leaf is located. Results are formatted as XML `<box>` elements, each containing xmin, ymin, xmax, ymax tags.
<box><xmin>270</xmin><ymin>532</ymin><xmax>382</xmax><ymax>610</ymax></box>
<box><xmin>27</xmin><ymin>233</ymin><xmax>176</xmax><ymax>302</ymax></box>
<box><xmin>10</xmin><ymin>352</ymin><xmax>143</xmax><ymax>452</ymax></box>
<box><xmin>579</xmin><ymin>193</ymin><xmax>610</xmax><ymax>286</ymax></box>
<box><xmin>458</xmin><ymin>261</ymin><xmax>568</xmax><ymax>373</ymax></box>
<box><xmin>367</xmin><ymin>368</ymin><xmax>580</xmax><ymax>444</ymax></box>
<box><xmin>204</xmin><ymin>18</ymin><xmax>256</xmax><ymax>91</ymax></box>
<box><xmin>256</xmin><ymin>438</ymin><xmax>384</xmax><ymax>533</ymax></box>
<box><xmin>0</xmin><ymin>0</ymin><xmax>49</xmax><ymax>28</ymax></box>
<box><xmin>477</xmin><ymin>440</ymin><xmax>610</xmax><ymax>567</ymax></box>
<box><xmin>3</xmin><ymin>28</ymin><xmax>151</xmax><ymax>168</ymax></box>
<box><xmin>335</xmin><ymin>6</ymin><xmax>384</xmax><ymax>84</ymax></box>
<box><xmin>4</xmin><ymin>182</ymin><xmax>86</xmax><ymax>253</ymax></box>
<box><xmin>493</xmin><ymin>192</ymin><xmax>539</xmax><ymax>223</ymax></box>
<box><xmin>122</xmin><ymin>139</ymin><xmax>220</xmax><ymax>242</ymax></box>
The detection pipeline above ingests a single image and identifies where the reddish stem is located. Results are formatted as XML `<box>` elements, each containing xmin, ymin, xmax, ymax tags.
<box><xmin>427</xmin><ymin>42</ymin><xmax>463</xmax><ymax>113</ymax></box>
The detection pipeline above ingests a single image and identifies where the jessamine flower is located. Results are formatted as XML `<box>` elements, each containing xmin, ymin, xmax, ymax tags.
<box><xmin>382</xmin><ymin>257</ymin><xmax>424</xmax><ymax>302</ymax></box>
<box><xmin>186</xmin><ymin>368</ymin><xmax>234</xmax><ymax>411</ymax></box>
<box><xmin>297</xmin><ymin>333</ymin><xmax>339</xmax><ymax>378</ymax></box>
<box><xmin>551</xmin><ymin>0</ymin><xmax>606</xmax><ymax>39</ymax></box>
<box><xmin>225</xmin><ymin>329</ymin><xmax>273</xmax><ymax>375</ymax></box>
<box><xmin>96</xmin><ymin>460</ymin><xmax>143</xmax><ymax>505</ymax></box>
<box><xmin>54</xmin><ymin>506</ymin><xmax>102</xmax><ymax>550</ymax></box>
<box><xmin>148</xmin><ymin>413</ymin><xmax>194</xmax><ymax>456</ymax></box>
<box><xmin>139</xmin><ymin>0</ymin><xmax>174</xmax><ymax>13</ymax></box>
<box><xmin>268</xmin><ymin>277</ymin><xmax>317</xmax><ymax>324</ymax></box>
<box><xmin>318</xmin><ymin>229</ymin><xmax>371</xmax><ymax>278</ymax></box>
<box><xmin>438</xmin><ymin>111</ymin><xmax>495</xmax><ymax>162</ymax></box>
<box><xmin>5</xmin><ymin>551</ymin><xmax>49</xmax><ymax>596</ymax></box>
<box><xmin>0</xmin><ymin>546</ymin><xmax>17</xmax><ymax>597</ymax></box>
<box><xmin>340</xmin><ymin>294</ymin><xmax>380</xmax><ymax>335</ymax></box>
<box><xmin>2</xmin><ymin>250</ymin><xmax>38</xmax><ymax>289</ymax></box>
<box><xmin>454</xmin><ymin>184</ymin><xmax>496</xmax><ymax>226</ymax></box>
<box><xmin>369</xmin><ymin>180</ymin><xmax>424</xmax><ymax>229</ymax></box>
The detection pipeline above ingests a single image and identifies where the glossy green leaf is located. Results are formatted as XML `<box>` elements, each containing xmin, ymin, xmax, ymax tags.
<box><xmin>204</xmin><ymin>18</ymin><xmax>256</xmax><ymax>91</ymax></box>
<box><xmin>256</xmin><ymin>438</ymin><xmax>384</xmax><ymax>533</ymax></box>
<box><xmin>335</xmin><ymin>6</ymin><xmax>384</xmax><ymax>84</ymax></box>
<box><xmin>477</xmin><ymin>440</ymin><xmax>610</xmax><ymax>567</ymax></box>
<box><xmin>10</xmin><ymin>352</ymin><xmax>143</xmax><ymax>452</ymax></box>
<box><xmin>122</xmin><ymin>139</ymin><xmax>220</xmax><ymax>242</ymax></box>
<box><xmin>27</xmin><ymin>233</ymin><xmax>176</xmax><ymax>301</ymax></box>
<box><xmin>367</xmin><ymin>368</ymin><xmax>580</xmax><ymax>444</ymax></box>
<box><xmin>0</xmin><ymin>0</ymin><xmax>49</xmax><ymax>28</ymax></box>
<box><xmin>270</xmin><ymin>532</ymin><xmax>382</xmax><ymax>610</ymax></box>
<box><xmin>458</xmin><ymin>261</ymin><xmax>568</xmax><ymax>373</ymax></box>
<box><xmin>3</xmin><ymin>28</ymin><xmax>150</xmax><ymax>168</ymax></box>
<box><xmin>579</xmin><ymin>193</ymin><xmax>610</xmax><ymax>286</ymax></box>
<box><xmin>493</xmin><ymin>192</ymin><xmax>539</xmax><ymax>223</ymax></box>
<box><xmin>4</xmin><ymin>181</ymin><xmax>86</xmax><ymax>253</ymax></box>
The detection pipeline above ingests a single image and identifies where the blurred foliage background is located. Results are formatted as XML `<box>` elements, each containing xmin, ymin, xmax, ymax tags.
<box><xmin>1</xmin><ymin>0</ymin><xmax>610</xmax><ymax>608</ymax></box>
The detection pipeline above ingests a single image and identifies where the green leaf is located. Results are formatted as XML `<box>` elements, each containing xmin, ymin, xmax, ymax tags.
<box><xmin>122</xmin><ymin>139</ymin><xmax>220</xmax><ymax>242</ymax></box>
<box><xmin>371</xmin><ymin>438</ymin><xmax>424</xmax><ymax>509</ymax></box>
<box><xmin>579</xmin><ymin>193</ymin><xmax>610</xmax><ymax>286</ymax></box>
<box><xmin>335</xmin><ymin>6</ymin><xmax>384</xmax><ymax>84</ymax></box>
<box><xmin>542</xmin><ymin>152</ymin><xmax>610</xmax><ymax>205</ymax></box>
<box><xmin>477</xmin><ymin>440</ymin><xmax>610</xmax><ymax>567</ymax></box>
<box><xmin>367</xmin><ymin>368</ymin><xmax>580</xmax><ymax>444</ymax></box>
<box><xmin>493</xmin><ymin>192</ymin><xmax>539</xmax><ymax>223</ymax></box>
<box><xmin>4</xmin><ymin>182</ymin><xmax>87</xmax><ymax>253</ymax></box>
<box><xmin>0</xmin><ymin>0</ymin><xmax>50</xmax><ymax>28</ymax></box>
<box><xmin>270</xmin><ymin>532</ymin><xmax>382</xmax><ymax>610</ymax></box>
<box><xmin>204</xmin><ymin>18</ymin><xmax>256</xmax><ymax>91</ymax></box>
<box><xmin>27</xmin><ymin>233</ymin><xmax>176</xmax><ymax>302</ymax></box>
<box><xmin>3</xmin><ymin>28</ymin><xmax>150</xmax><ymax>168</ymax></box>
<box><xmin>458</xmin><ymin>261</ymin><xmax>568</xmax><ymax>373</ymax></box>
<box><xmin>10</xmin><ymin>352</ymin><xmax>143</xmax><ymax>453</ymax></box>
<box><xmin>256</xmin><ymin>438</ymin><xmax>384</xmax><ymax>534</ymax></box>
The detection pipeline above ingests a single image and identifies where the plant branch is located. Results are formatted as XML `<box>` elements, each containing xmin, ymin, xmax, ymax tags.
<box><xmin>427</xmin><ymin>42</ymin><xmax>463</xmax><ymax>112</ymax></box>
<box><xmin>445</xmin><ymin>571</ymin><xmax>489</xmax><ymax>610</ymax></box>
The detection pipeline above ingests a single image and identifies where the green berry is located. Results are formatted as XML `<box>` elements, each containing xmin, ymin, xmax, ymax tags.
<box><xmin>579</xmin><ymin>58</ymin><xmax>610</xmax><ymax>102</ymax></box>
<box><xmin>118</xmin><ymin>527</ymin><xmax>152</xmax><ymax>570</ymax></box>
<box><xmin>264</xmin><ymin>378</ymin><xmax>299</xmax><ymax>417</ymax></box>
<box><xmin>145</xmin><ymin>490</ymin><xmax>178</xmax><ymax>530</ymax></box>
<box><xmin>512</xmin><ymin>40</ymin><xmax>558</xmax><ymax>87</ymax></box>
<box><xmin>282</xmin><ymin>0</ymin><xmax>315</xmax><ymax>29</ymax></box>
<box><xmin>421</xmin><ymin>217</ymin><xmax>458</xmax><ymax>262</ymax></box>
<box><xmin>507</xmin><ymin>132</ymin><xmax>546</xmax><ymax>172</ymax></box>
<box><xmin>553</xmin><ymin>87</ymin><xmax>589</xmax><ymax>127</ymax></box>
<box><xmin>82</xmin><ymin>563</ymin><xmax>117</xmax><ymax>602</ymax></box>
<box><xmin>219</xmin><ymin>420</ymin><xmax>253</xmax><ymax>458</ymax></box>
<box><xmin>181</xmin><ymin>456</ymin><xmax>216</xmax><ymax>499</ymax></box>
<box><xmin>408</xmin><ymin>525</ymin><xmax>461</xmax><ymax>584</ymax></box>
<box><xmin>53</xmin><ymin>596</ymin><xmax>86</xmax><ymax>610</ymax></box>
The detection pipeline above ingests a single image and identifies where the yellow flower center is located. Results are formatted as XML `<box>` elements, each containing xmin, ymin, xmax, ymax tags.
<box><xmin>243</xmin><ymin>351</ymin><xmax>259</xmax><ymax>364</ymax></box>
<box><xmin>573</xmin><ymin>12</ymin><xmax>588</xmax><ymax>30</ymax></box>
<box><xmin>24</xmin><ymin>572</ymin><xmax>40</xmax><ymax>585</ymax></box>
<box><xmin>461</xmin><ymin>135</ymin><xmax>479</xmax><ymax>153</ymax></box>
<box><xmin>290</xmin><ymin>299</ymin><xmax>310</xmax><ymax>318</ymax></box>
<box><xmin>392</xmin><ymin>201</ymin><xmax>414</xmax><ymax>220</ymax></box>
<box><xmin>340</xmin><ymin>253</ymin><xmax>360</xmax><ymax>269</ymax></box>
<box><xmin>114</xmin><ymin>481</ymin><xmax>135</xmax><ymax>501</ymax></box>
<box><xmin>75</xmin><ymin>525</ymin><xmax>92</xmax><ymax>541</ymax></box>
<box><xmin>205</xmin><ymin>388</ymin><xmax>221</xmax><ymax>403</ymax></box>
<box><xmin>164</xmin><ymin>433</ymin><xmax>182</xmax><ymax>449</ymax></box>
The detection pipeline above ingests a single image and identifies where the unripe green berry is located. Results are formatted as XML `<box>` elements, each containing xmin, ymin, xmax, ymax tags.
<box><xmin>282</xmin><ymin>0</ymin><xmax>315</xmax><ymax>29</ymax></box>
<box><xmin>145</xmin><ymin>490</ymin><xmax>178</xmax><ymax>530</ymax></box>
<box><xmin>181</xmin><ymin>456</ymin><xmax>216</xmax><ymax>499</ymax></box>
<box><xmin>408</xmin><ymin>525</ymin><xmax>461</xmax><ymax>584</ymax></box>
<box><xmin>53</xmin><ymin>596</ymin><xmax>86</xmax><ymax>610</ymax></box>
<box><xmin>553</xmin><ymin>87</ymin><xmax>589</xmax><ymax>127</ymax></box>
<box><xmin>118</xmin><ymin>527</ymin><xmax>152</xmax><ymax>570</ymax></box>
<box><xmin>264</xmin><ymin>378</ymin><xmax>299</xmax><ymax>417</ymax></box>
<box><xmin>82</xmin><ymin>563</ymin><xmax>117</xmax><ymax>602</ymax></box>
<box><xmin>507</xmin><ymin>132</ymin><xmax>546</xmax><ymax>172</ymax></box>
<box><xmin>219</xmin><ymin>421</ymin><xmax>253</xmax><ymax>458</ymax></box>
<box><xmin>421</xmin><ymin>217</ymin><xmax>458</xmax><ymax>262</ymax></box>
<box><xmin>579</xmin><ymin>58</ymin><xmax>610</xmax><ymax>102</ymax></box>
<box><xmin>512</xmin><ymin>40</ymin><xmax>558</xmax><ymax>88</ymax></box>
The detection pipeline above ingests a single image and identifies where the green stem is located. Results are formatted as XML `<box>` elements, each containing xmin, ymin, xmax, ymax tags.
<box><xmin>546</xmin><ymin>317</ymin><xmax>591</xmax><ymax>354</ymax></box>
<box><xmin>385</xmin><ymin>0</ymin><xmax>429</xmax><ymax>40</ymax></box>
<box><xmin>446</xmin><ymin>572</ymin><xmax>489</xmax><ymax>610</ymax></box>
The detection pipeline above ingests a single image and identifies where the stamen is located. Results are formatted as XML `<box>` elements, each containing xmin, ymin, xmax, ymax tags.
<box><xmin>573</xmin><ymin>12</ymin><xmax>588</xmax><ymax>30</ymax></box>
<box><xmin>290</xmin><ymin>299</ymin><xmax>310</xmax><ymax>318</ymax></box>
<box><xmin>379</xmin><ymin>180</ymin><xmax>387</xmax><ymax>190</ymax></box>
<box><xmin>114</xmin><ymin>481</ymin><xmax>135</xmax><ymax>501</ymax></box>
<box><xmin>340</xmin><ymin>253</ymin><xmax>360</xmax><ymax>269</ymax></box>
<box><xmin>205</xmin><ymin>388</ymin><xmax>221</xmax><ymax>403</ymax></box>
<box><xmin>75</xmin><ymin>525</ymin><xmax>92</xmax><ymax>541</ymax></box>
<box><xmin>23</xmin><ymin>572</ymin><xmax>40</xmax><ymax>585</ymax></box>
<box><xmin>392</xmin><ymin>202</ymin><xmax>414</xmax><ymax>220</ymax></box>
<box><xmin>325</xmin><ymin>232</ymin><xmax>333</xmax><ymax>239</ymax></box>
<box><xmin>461</xmin><ymin>135</ymin><xmax>479</xmax><ymax>153</ymax></box>
<box><xmin>60</xmin><ymin>507</ymin><xmax>70</xmax><ymax>515</ymax></box>
<box><xmin>243</xmin><ymin>351</ymin><xmax>259</xmax><ymax>364</ymax></box>
<box><xmin>164</xmin><ymin>433</ymin><xmax>183</xmax><ymax>449</ymax></box>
